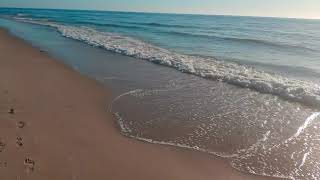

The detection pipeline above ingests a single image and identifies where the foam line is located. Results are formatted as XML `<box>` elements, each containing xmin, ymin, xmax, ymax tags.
<box><xmin>293</xmin><ymin>112</ymin><xmax>320</xmax><ymax>138</ymax></box>
<box><xmin>12</xmin><ymin>17</ymin><xmax>320</xmax><ymax>108</ymax></box>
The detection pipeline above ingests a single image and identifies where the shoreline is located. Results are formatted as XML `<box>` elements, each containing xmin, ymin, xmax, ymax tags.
<box><xmin>0</xmin><ymin>28</ymin><xmax>275</xmax><ymax>180</ymax></box>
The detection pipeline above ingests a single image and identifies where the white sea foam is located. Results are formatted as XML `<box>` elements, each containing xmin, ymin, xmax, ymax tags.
<box><xmin>280</xmin><ymin>112</ymin><xmax>320</xmax><ymax>145</ymax></box>
<box><xmin>299</xmin><ymin>151</ymin><xmax>310</xmax><ymax>169</ymax></box>
<box><xmin>293</xmin><ymin>112</ymin><xmax>320</xmax><ymax>138</ymax></box>
<box><xmin>12</xmin><ymin>17</ymin><xmax>320</xmax><ymax>108</ymax></box>
<box><xmin>113</xmin><ymin>111</ymin><xmax>240</xmax><ymax>158</ymax></box>
<box><xmin>230</xmin><ymin>162</ymin><xmax>296</xmax><ymax>180</ymax></box>
<box><xmin>108</xmin><ymin>89</ymin><xmax>143</xmax><ymax>112</ymax></box>
<box><xmin>109</xmin><ymin>88</ymin><xmax>241</xmax><ymax>158</ymax></box>
<box><xmin>9</xmin><ymin>15</ymin><xmax>320</xmax><ymax>180</ymax></box>
<box><xmin>110</xmin><ymin>89</ymin><xmax>319</xmax><ymax>180</ymax></box>
<box><xmin>235</xmin><ymin>130</ymin><xmax>270</xmax><ymax>157</ymax></box>
<box><xmin>113</xmin><ymin>110</ymin><xmax>304</xmax><ymax>180</ymax></box>
<box><xmin>114</xmin><ymin>112</ymin><xmax>132</xmax><ymax>133</ymax></box>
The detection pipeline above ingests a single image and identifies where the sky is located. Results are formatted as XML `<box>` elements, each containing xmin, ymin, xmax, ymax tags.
<box><xmin>1</xmin><ymin>0</ymin><xmax>320</xmax><ymax>19</ymax></box>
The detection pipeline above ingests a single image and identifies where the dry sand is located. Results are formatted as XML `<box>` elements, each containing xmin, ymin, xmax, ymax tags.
<box><xmin>0</xmin><ymin>28</ymin><xmax>277</xmax><ymax>180</ymax></box>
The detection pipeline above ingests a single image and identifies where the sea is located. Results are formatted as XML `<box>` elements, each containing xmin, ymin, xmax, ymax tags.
<box><xmin>1</xmin><ymin>8</ymin><xmax>320</xmax><ymax>180</ymax></box>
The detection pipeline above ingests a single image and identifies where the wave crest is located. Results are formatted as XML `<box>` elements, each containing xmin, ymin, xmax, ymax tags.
<box><xmin>164</xmin><ymin>31</ymin><xmax>316</xmax><ymax>52</ymax></box>
<box><xmin>13</xmin><ymin>17</ymin><xmax>320</xmax><ymax>108</ymax></box>
<box><xmin>129</xmin><ymin>22</ymin><xmax>193</xmax><ymax>28</ymax></box>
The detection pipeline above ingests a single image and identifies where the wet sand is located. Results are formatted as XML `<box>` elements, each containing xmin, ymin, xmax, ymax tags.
<box><xmin>0</xmin><ymin>28</ymin><xmax>276</xmax><ymax>180</ymax></box>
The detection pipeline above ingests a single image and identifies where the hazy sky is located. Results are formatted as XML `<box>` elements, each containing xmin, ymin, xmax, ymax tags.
<box><xmin>1</xmin><ymin>0</ymin><xmax>320</xmax><ymax>19</ymax></box>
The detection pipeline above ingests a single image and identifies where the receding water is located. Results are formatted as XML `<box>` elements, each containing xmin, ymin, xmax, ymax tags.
<box><xmin>1</xmin><ymin>8</ymin><xmax>320</xmax><ymax>179</ymax></box>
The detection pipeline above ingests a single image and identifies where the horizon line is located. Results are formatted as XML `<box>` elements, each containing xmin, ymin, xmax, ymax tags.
<box><xmin>0</xmin><ymin>6</ymin><xmax>319</xmax><ymax>21</ymax></box>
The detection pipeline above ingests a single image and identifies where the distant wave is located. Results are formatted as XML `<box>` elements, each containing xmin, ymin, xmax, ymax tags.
<box><xmin>130</xmin><ymin>22</ymin><xmax>226</xmax><ymax>31</ymax></box>
<box><xmin>191</xmin><ymin>54</ymin><xmax>320</xmax><ymax>79</ymax></box>
<box><xmin>12</xmin><ymin>15</ymin><xmax>315</xmax><ymax>52</ymax></box>
<box><xmin>128</xmin><ymin>22</ymin><xmax>194</xmax><ymax>28</ymax></box>
<box><xmin>223</xmin><ymin>37</ymin><xmax>316</xmax><ymax>52</ymax></box>
<box><xmin>70</xmin><ymin>21</ymin><xmax>146</xmax><ymax>30</ymax></box>
<box><xmin>164</xmin><ymin>31</ymin><xmax>316</xmax><ymax>52</ymax></box>
<box><xmin>11</xmin><ymin>16</ymin><xmax>35</xmax><ymax>22</ymax></box>
<box><xmin>16</xmin><ymin>13</ymin><xmax>27</xmax><ymax>17</ymax></box>
<box><xmin>12</xmin><ymin>17</ymin><xmax>320</xmax><ymax>108</ymax></box>
<box><xmin>12</xmin><ymin>15</ymin><xmax>146</xmax><ymax>30</ymax></box>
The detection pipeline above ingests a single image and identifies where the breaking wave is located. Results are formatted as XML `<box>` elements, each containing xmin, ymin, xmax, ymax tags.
<box><xmin>13</xmin><ymin>17</ymin><xmax>320</xmax><ymax>108</ymax></box>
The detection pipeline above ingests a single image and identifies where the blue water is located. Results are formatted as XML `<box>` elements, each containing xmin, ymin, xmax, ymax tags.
<box><xmin>1</xmin><ymin>8</ymin><xmax>320</xmax><ymax>108</ymax></box>
<box><xmin>1</xmin><ymin>8</ymin><xmax>320</xmax><ymax>180</ymax></box>
<box><xmin>1</xmin><ymin>8</ymin><xmax>320</xmax><ymax>77</ymax></box>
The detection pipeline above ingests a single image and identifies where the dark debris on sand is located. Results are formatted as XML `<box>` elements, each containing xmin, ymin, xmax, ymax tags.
<box><xmin>8</xmin><ymin>108</ymin><xmax>15</xmax><ymax>114</ymax></box>
<box><xmin>17</xmin><ymin>121</ymin><xmax>26</xmax><ymax>129</ymax></box>
<box><xmin>0</xmin><ymin>140</ymin><xmax>5</xmax><ymax>152</ymax></box>
<box><xmin>16</xmin><ymin>137</ymin><xmax>23</xmax><ymax>147</ymax></box>
<box><xmin>24</xmin><ymin>158</ymin><xmax>35</xmax><ymax>172</ymax></box>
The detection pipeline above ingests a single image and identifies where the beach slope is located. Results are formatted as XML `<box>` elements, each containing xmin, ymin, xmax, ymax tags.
<box><xmin>0</xmin><ymin>28</ymin><xmax>274</xmax><ymax>180</ymax></box>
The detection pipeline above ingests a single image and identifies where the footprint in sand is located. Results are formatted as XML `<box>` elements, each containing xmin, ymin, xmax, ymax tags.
<box><xmin>17</xmin><ymin>121</ymin><xmax>26</xmax><ymax>129</ymax></box>
<box><xmin>0</xmin><ymin>161</ymin><xmax>7</xmax><ymax>168</ymax></box>
<box><xmin>16</xmin><ymin>137</ymin><xmax>23</xmax><ymax>147</ymax></box>
<box><xmin>0</xmin><ymin>140</ymin><xmax>5</xmax><ymax>152</ymax></box>
<box><xmin>8</xmin><ymin>108</ymin><xmax>15</xmax><ymax>114</ymax></box>
<box><xmin>24</xmin><ymin>158</ymin><xmax>35</xmax><ymax>173</ymax></box>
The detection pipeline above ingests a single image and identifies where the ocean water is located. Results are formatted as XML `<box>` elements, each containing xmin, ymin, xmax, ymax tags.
<box><xmin>1</xmin><ymin>8</ymin><xmax>320</xmax><ymax>180</ymax></box>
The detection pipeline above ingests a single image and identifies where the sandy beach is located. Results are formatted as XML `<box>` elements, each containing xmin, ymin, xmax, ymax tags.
<box><xmin>0</xmin><ymin>28</ymin><xmax>276</xmax><ymax>180</ymax></box>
